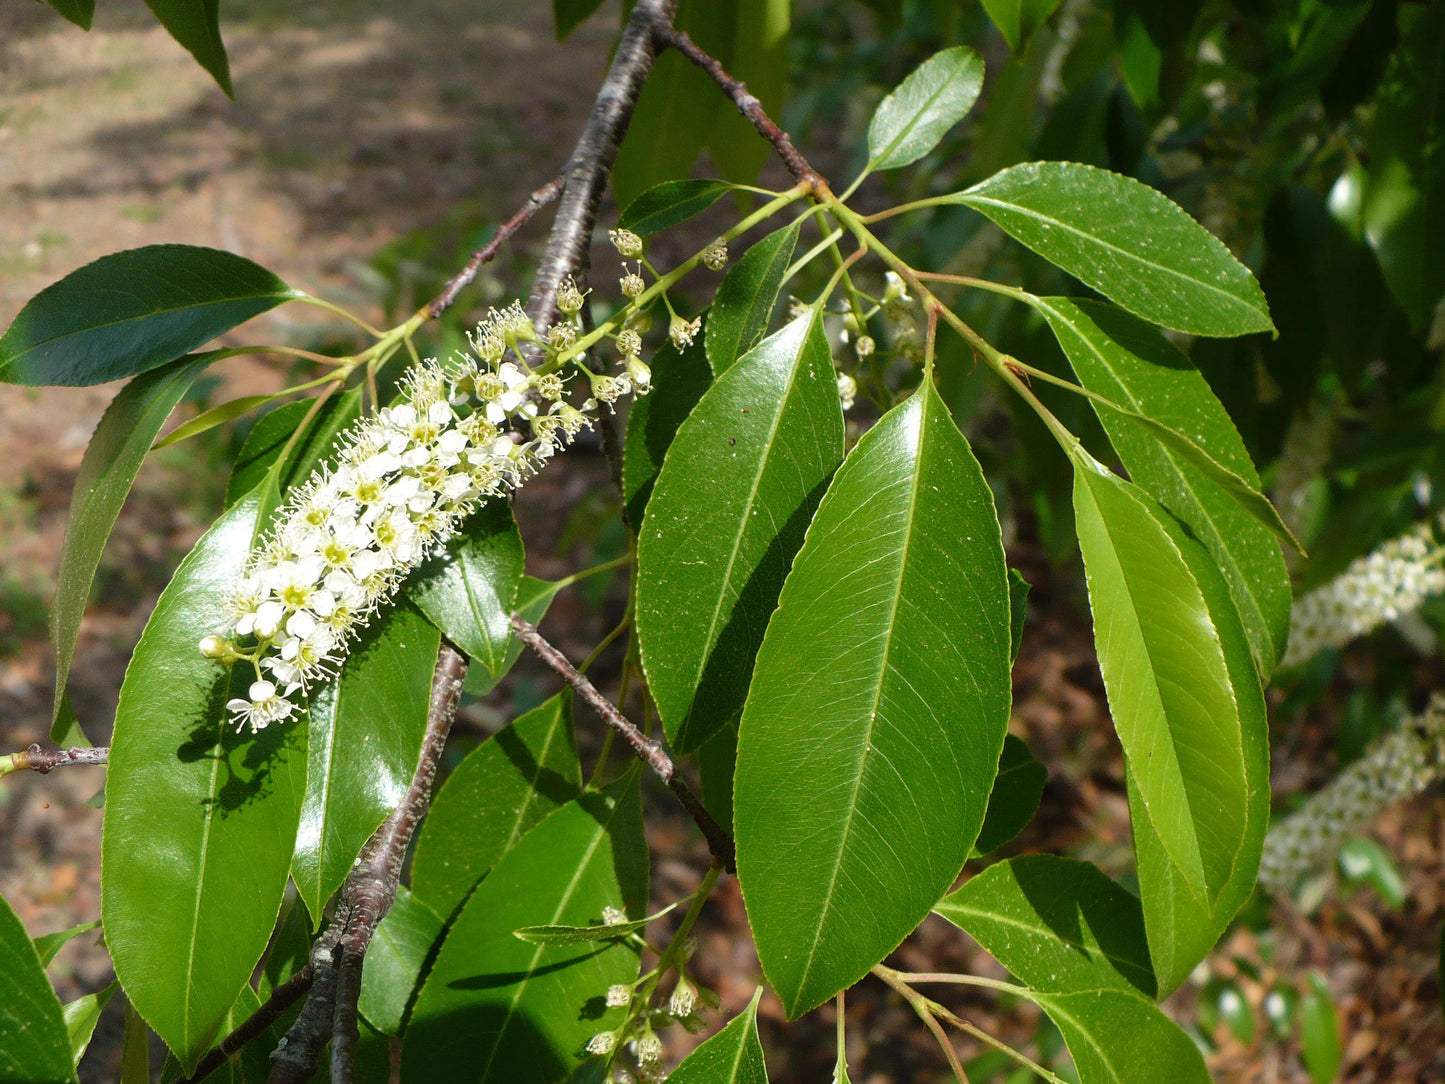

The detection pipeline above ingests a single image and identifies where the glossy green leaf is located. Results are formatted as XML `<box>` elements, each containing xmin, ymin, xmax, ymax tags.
<box><xmin>225</xmin><ymin>389</ymin><xmax>362</xmax><ymax>509</ymax></box>
<box><xmin>952</xmin><ymin>163</ymin><xmax>1273</xmax><ymax>336</ymax></box>
<box><xmin>403</xmin><ymin>777</ymin><xmax>649</xmax><ymax>1084</ymax></box>
<box><xmin>158</xmin><ymin>984</ymin><xmax>274</xmax><ymax>1084</ymax></box>
<box><xmin>1072</xmin><ymin>452</ymin><xmax>1247</xmax><ymax>907</ymax></box>
<box><xmin>514</xmin><ymin>902</ymin><xmax>677</xmax><ymax>945</ymax></box>
<box><xmin>463</xmin><ymin>576</ymin><xmax>565</xmax><ymax>698</ymax></box>
<box><xmin>735</xmin><ymin>381</ymin><xmax>1012</xmax><ymax>1017</ymax></box>
<box><xmin>617</xmin><ymin>179</ymin><xmax>734</xmax><ymax>238</ymax></box>
<box><xmin>637</xmin><ymin>310</ymin><xmax>844</xmax><ymax>753</ymax></box>
<box><xmin>1300</xmin><ymin>974</ymin><xmax>1342</xmax><ymax>1083</ymax></box>
<box><xmin>971</xmin><ymin>734</ymin><xmax>1047</xmax><ymax>857</ymax></box>
<box><xmin>935</xmin><ymin>855</ymin><xmax>1155</xmax><ymax>996</ymax></box>
<box><xmin>1007</xmin><ymin>568</ymin><xmax>1031</xmax><ymax>663</ymax></box>
<box><xmin>358</xmin><ymin>886</ymin><xmax>443</xmax><ymax>1036</ymax></box>
<box><xmin>143</xmin><ymin>0</ymin><xmax>233</xmax><ymax>95</ymax></box>
<box><xmin>102</xmin><ymin>488</ymin><xmax>307</xmax><ymax>1072</ymax></box>
<box><xmin>408</xmin><ymin>500</ymin><xmax>523</xmax><ymax>676</ymax></box>
<box><xmin>50</xmin><ymin>353</ymin><xmax>219</xmax><ymax>738</ymax></box>
<box><xmin>42</xmin><ymin>0</ymin><xmax>93</xmax><ymax>29</ymax></box>
<box><xmin>34</xmin><ymin>920</ymin><xmax>102</xmax><ymax>967</ymax></box>
<box><xmin>154</xmin><ymin>394</ymin><xmax>276</xmax><ymax>449</ymax></box>
<box><xmin>1036</xmin><ymin>297</ymin><xmax>1291</xmax><ymax>676</ymax></box>
<box><xmin>410</xmin><ymin>694</ymin><xmax>582</xmax><ymax>920</ymax></box>
<box><xmin>622</xmin><ymin>334</ymin><xmax>713</xmax><ymax>527</ymax></box>
<box><xmin>62</xmin><ymin>982</ymin><xmax>116</xmax><ymax>1070</ymax></box>
<box><xmin>1032</xmin><ymin>988</ymin><xmax>1211</xmax><ymax>1084</ymax></box>
<box><xmin>293</xmin><ymin>601</ymin><xmax>439</xmax><ymax>923</ymax></box>
<box><xmin>0</xmin><ymin>246</ymin><xmax>297</xmax><ymax>386</ymax></box>
<box><xmin>706</xmin><ymin>220</ymin><xmax>803</xmax><ymax>376</ymax></box>
<box><xmin>0</xmin><ymin>891</ymin><xmax>75</xmax><ymax>1084</ymax></box>
<box><xmin>867</xmin><ymin>46</ymin><xmax>986</xmax><ymax>170</ymax></box>
<box><xmin>980</xmin><ymin>0</ymin><xmax>1062</xmax><ymax>51</ymax></box>
<box><xmin>667</xmin><ymin>988</ymin><xmax>768</xmax><ymax>1084</ymax></box>
<box><xmin>257</xmin><ymin>897</ymin><xmax>312</xmax><ymax>999</ymax></box>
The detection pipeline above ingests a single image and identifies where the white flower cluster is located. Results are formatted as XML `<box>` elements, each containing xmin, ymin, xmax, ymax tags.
<box><xmin>1259</xmin><ymin>694</ymin><xmax>1445</xmax><ymax>896</ymax></box>
<box><xmin>1282</xmin><ymin>515</ymin><xmax>1445</xmax><ymax>669</ymax></box>
<box><xmin>204</xmin><ymin>300</ymin><xmax>608</xmax><ymax>732</ymax></box>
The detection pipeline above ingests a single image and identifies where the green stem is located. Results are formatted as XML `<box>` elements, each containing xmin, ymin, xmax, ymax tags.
<box><xmin>289</xmin><ymin>294</ymin><xmax>385</xmax><ymax>338</ymax></box>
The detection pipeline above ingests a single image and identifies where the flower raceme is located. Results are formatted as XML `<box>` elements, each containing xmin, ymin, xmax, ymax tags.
<box><xmin>203</xmin><ymin>299</ymin><xmax>642</xmax><ymax>732</ymax></box>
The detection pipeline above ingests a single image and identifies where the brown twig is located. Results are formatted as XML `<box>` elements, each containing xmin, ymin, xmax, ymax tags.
<box><xmin>510</xmin><ymin>614</ymin><xmax>735</xmax><ymax>872</ymax></box>
<box><xmin>0</xmin><ymin>744</ymin><xmax>108</xmax><ymax>778</ymax></box>
<box><xmin>653</xmin><ymin>25</ymin><xmax>825</xmax><ymax>191</ymax></box>
<box><xmin>177</xmin><ymin>966</ymin><xmax>315</xmax><ymax>1084</ymax></box>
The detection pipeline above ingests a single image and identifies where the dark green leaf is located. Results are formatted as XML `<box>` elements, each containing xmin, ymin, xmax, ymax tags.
<box><xmin>408</xmin><ymin>501</ymin><xmax>524</xmax><ymax>676</ymax></box>
<box><xmin>1007</xmin><ymin>568</ymin><xmax>1031</xmax><ymax>663</ymax></box>
<box><xmin>0</xmin><ymin>891</ymin><xmax>75</xmax><ymax>1084</ymax></box>
<box><xmin>225</xmin><ymin>390</ymin><xmax>363</xmax><ymax>509</ymax></box>
<box><xmin>463</xmin><ymin>576</ymin><xmax>565</xmax><ymax>698</ymax></box>
<box><xmin>102</xmin><ymin>488</ymin><xmax>307</xmax><ymax>1072</ymax></box>
<box><xmin>410</xmin><ymin>694</ymin><xmax>582</xmax><ymax>919</ymax></box>
<box><xmin>158</xmin><ymin>984</ymin><xmax>275</xmax><ymax>1084</ymax></box>
<box><xmin>1032</xmin><ymin>988</ymin><xmax>1211</xmax><ymax>1084</ymax></box>
<box><xmin>293</xmin><ymin>602</ymin><xmax>440</xmax><ymax>923</ymax></box>
<box><xmin>553</xmin><ymin>0</ymin><xmax>605</xmax><ymax>38</ymax></box>
<box><xmin>735</xmin><ymin>381</ymin><xmax>1012</xmax><ymax>1017</ymax></box>
<box><xmin>623</xmin><ymin>334</ymin><xmax>713</xmax><ymax>527</ymax></box>
<box><xmin>120</xmin><ymin>1000</ymin><xmax>149</xmax><ymax>1084</ymax></box>
<box><xmin>704</xmin><ymin>0</ymin><xmax>790</xmax><ymax>187</ymax></box>
<box><xmin>41</xmin><ymin>0</ymin><xmax>93</xmax><ymax>29</ymax></box>
<box><xmin>62</xmin><ymin>982</ymin><xmax>116</xmax><ymax>1070</ymax></box>
<box><xmin>34</xmin><ymin>920</ymin><xmax>102</xmax><ymax>967</ymax></box>
<box><xmin>358</xmin><ymin>886</ymin><xmax>444</xmax><ymax>1036</ymax></box>
<box><xmin>514</xmin><ymin>903</ymin><xmax>676</xmax><ymax>945</ymax></box>
<box><xmin>0</xmin><ymin>246</ymin><xmax>297</xmax><ymax>386</ymax></box>
<box><xmin>403</xmin><ymin>777</ymin><xmax>649</xmax><ymax>1084</ymax></box>
<box><xmin>698</xmin><ymin>720</ymin><xmax>739</xmax><ymax>836</ymax></box>
<box><xmin>971</xmin><ymin>734</ymin><xmax>1047</xmax><ymax>856</ymax></box>
<box><xmin>952</xmin><ymin>163</ymin><xmax>1273</xmax><ymax>336</ymax></box>
<box><xmin>51</xmin><ymin>353</ymin><xmax>219</xmax><ymax>738</ymax></box>
<box><xmin>1300</xmin><ymin>974</ymin><xmax>1342</xmax><ymax>1083</ymax></box>
<box><xmin>980</xmin><ymin>0</ymin><xmax>1062</xmax><ymax>51</ymax></box>
<box><xmin>867</xmin><ymin>46</ymin><xmax>986</xmax><ymax>170</ymax></box>
<box><xmin>617</xmin><ymin>179</ymin><xmax>735</xmax><ymax>239</ymax></box>
<box><xmin>935</xmin><ymin>855</ymin><xmax>1155</xmax><ymax>996</ymax></box>
<box><xmin>667</xmin><ymin>988</ymin><xmax>768</xmax><ymax>1084</ymax></box>
<box><xmin>706</xmin><ymin>220</ymin><xmax>803</xmax><ymax>376</ymax></box>
<box><xmin>142</xmin><ymin>0</ymin><xmax>233</xmax><ymax>96</ymax></box>
<box><xmin>637</xmin><ymin>310</ymin><xmax>844</xmax><ymax>753</ymax></box>
<box><xmin>258</xmin><ymin>897</ymin><xmax>312</xmax><ymax>999</ymax></box>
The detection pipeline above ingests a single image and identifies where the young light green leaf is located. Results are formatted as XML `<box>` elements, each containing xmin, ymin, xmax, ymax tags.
<box><xmin>970</xmin><ymin>733</ymin><xmax>1047</xmax><ymax>857</ymax></box>
<box><xmin>153</xmin><ymin>393</ymin><xmax>277</xmax><ymax>449</ymax></box>
<box><xmin>0</xmin><ymin>891</ymin><xmax>76</xmax><ymax>1084</ymax></box>
<box><xmin>409</xmin><ymin>694</ymin><xmax>582</xmax><ymax>920</ymax></box>
<box><xmin>0</xmin><ymin>245</ymin><xmax>298</xmax><ymax>386</ymax></box>
<box><xmin>1300</xmin><ymin>974</ymin><xmax>1343</xmax><ymax>1084</ymax></box>
<box><xmin>706</xmin><ymin>220</ymin><xmax>803</xmax><ymax>375</ymax></box>
<box><xmin>622</xmin><ymin>333</ymin><xmax>713</xmax><ymax>527</ymax></box>
<box><xmin>514</xmin><ymin>901</ymin><xmax>678</xmax><ymax>945</ymax></box>
<box><xmin>292</xmin><ymin>602</ymin><xmax>440</xmax><ymax>924</ymax></box>
<box><xmin>50</xmin><ymin>353</ymin><xmax>221</xmax><ymax>739</ymax></box>
<box><xmin>617</xmin><ymin>179</ymin><xmax>735</xmax><ymax>238</ymax></box>
<box><xmin>1035</xmin><ymin>296</ymin><xmax>1293</xmax><ymax>675</ymax></box>
<box><xmin>34</xmin><ymin>920</ymin><xmax>102</xmax><ymax>968</ymax></box>
<box><xmin>358</xmin><ymin>886</ymin><xmax>444</xmax><ymax>1036</ymax></box>
<box><xmin>735</xmin><ymin>381</ymin><xmax>1012</xmax><ymax>1018</ymax></box>
<box><xmin>1031</xmin><ymin>988</ymin><xmax>1212</xmax><ymax>1084</ymax></box>
<box><xmin>666</xmin><ymin>988</ymin><xmax>769</xmax><ymax>1084</ymax></box>
<box><xmin>952</xmin><ymin>163</ymin><xmax>1273</xmax><ymax>336</ymax></box>
<box><xmin>935</xmin><ymin>855</ymin><xmax>1155</xmax><ymax>996</ymax></box>
<box><xmin>403</xmin><ymin>777</ymin><xmax>649</xmax><ymax>1084</ymax></box>
<box><xmin>143</xmin><ymin>0</ymin><xmax>233</xmax><ymax>96</ymax></box>
<box><xmin>102</xmin><ymin>487</ymin><xmax>307</xmax><ymax>1073</ymax></box>
<box><xmin>1072</xmin><ymin>452</ymin><xmax>1247</xmax><ymax>907</ymax></box>
<box><xmin>867</xmin><ymin>46</ymin><xmax>986</xmax><ymax>170</ymax></box>
<box><xmin>408</xmin><ymin>500</ymin><xmax>524</xmax><ymax>676</ymax></box>
<box><xmin>637</xmin><ymin>310</ymin><xmax>844</xmax><ymax>754</ymax></box>
<box><xmin>62</xmin><ymin>982</ymin><xmax>116</xmax><ymax>1070</ymax></box>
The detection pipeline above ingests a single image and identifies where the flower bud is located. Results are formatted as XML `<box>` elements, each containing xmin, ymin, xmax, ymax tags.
<box><xmin>615</xmin><ymin>328</ymin><xmax>642</xmax><ymax>357</ymax></box>
<box><xmin>587</xmin><ymin>1031</ymin><xmax>617</xmax><ymax>1055</ymax></box>
<box><xmin>702</xmin><ymin>239</ymin><xmax>728</xmax><ymax>270</ymax></box>
<box><xmin>854</xmin><ymin>335</ymin><xmax>876</xmax><ymax>358</ymax></box>
<box><xmin>620</xmin><ymin>268</ymin><xmax>645</xmax><ymax>298</ymax></box>
<box><xmin>609</xmin><ymin>228</ymin><xmax>643</xmax><ymax>258</ymax></box>
<box><xmin>625</xmin><ymin>356</ymin><xmax>652</xmax><ymax>394</ymax></box>
<box><xmin>606</xmin><ymin>983</ymin><xmax>631</xmax><ymax>1008</ymax></box>
<box><xmin>557</xmin><ymin>276</ymin><xmax>586</xmax><ymax>315</ymax></box>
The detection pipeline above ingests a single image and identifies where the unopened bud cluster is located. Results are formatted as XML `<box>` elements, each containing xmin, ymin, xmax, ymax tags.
<box><xmin>1259</xmin><ymin>694</ymin><xmax>1445</xmax><ymax>895</ymax></box>
<box><xmin>1282</xmin><ymin>515</ymin><xmax>1445</xmax><ymax>668</ymax></box>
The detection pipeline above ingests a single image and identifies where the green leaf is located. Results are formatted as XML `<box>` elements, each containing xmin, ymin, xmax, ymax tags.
<box><xmin>34</xmin><ymin>920</ymin><xmax>102</xmax><ymax>967</ymax></box>
<box><xmin>1300</xmin><ymin>974</ymin><xmax>1343</xmax><ymax>1083</ymax></box>
<box><xmin>867</xmin><ymin>46</ymin><xmax>986</xmax><ymax>170</ymax></box>
<box><xmin>637</xmin><ymin>310</ymin><xmax>844</xmax><ymax>753</ymax></box>
<box><xmin>120</xmin><ymin>1000</ymin><xmax>149</xmax><ymax>1084</ymax></box>
<box><xmin>463</xmin><ymin>576</ymin><xmax>565</xmax><ymax>698</ymax></box>
<box><xmin>0</xmin><ymin>245</ymin><xmax>297</xmax><ymax>386</ymax></box>
<box><xmin>154</xmin><ymin>393</ymin><xmax>277</xmax><ymax>449</ymax></box>
<box><xmin>158</xmin><ymin>984</ymin><xmax>275</xmax><ymax>1084</ymax></box>
<box><xmin>1072</xmin><ymin>452</ymin><xmax>1247</xmax><ymax>906</ymax></box>
<box><xmin>41</xmin><ymin>0</ymin><xmax>93</xmax><ymax>29</ymax></box>
<box><xmin>225</xmin><ymin>390</ymin><xmax>362</xmax><ymax>509</ymax></box>
<box><xmin>698</xmin><ymin>720</ymin><xmax>739</xmax><ymax>835</ymax></box>
<box><xmin>1031</xmin><ymin>988</ymin><xmax>1211</xmax><ymax>1084</ymax></box>
<box><xmin>971</xmin><ymin>734</ymin><xmax>1047</xmax><ymax>857</ymax></box>
<box><xmin>1338</xmin><ymin>836</ymin><xmax>1406</xmax><ymax>910</ymax></box>
<box><xmin>666</xmin><ymin>988</ymin><xmax>768</xmax><ymax>1084</ymax></box>
<box><xmin>704</xmin><ymin>0</ymin><xmax>790</xmax><ymax>188</ymax></box>
<box><xmin>553</xmin><ymin>0</ymin><xmax>606</xmax><ymax>38</ymax></box>
<box><xmin>102</xmin><ymin>487</ymin><xmax>307</xmax><ymax>1072</ymax></box>
<box><xmin>514</xmin><ymin>902</ymin><xmax>677</xmax><ymax>945</ymax></box>
<box><xmin>735</xmin><ymin>381</ymin><xmax>1012</xmax><ymax>1017</ymax></box>
<box><xmin>408</xmin><ymin>500</ymin><xmax>524</xmax><ymax>676</ymax></box>
<box><xmin>358</xmin><ymin>886</ymin><xmax>444</xmax><ymax>1036</ymax></box>
<box><xmin>403</xmin><ymin>777</ymin><xmax>649</xmax><ymax>1084</ymax></box>
<box><xmin>1007</xmin><ymin>568</ymin><xmax>1031</xmax><ymax>663</ymax></box>
<box><xmin>706</xmin><ymin>220</ymin><xmax>803</xmax><ymax>376</ymax></box>
<box><xmin>292</xmin><ymin>601</ymin><xmax>440</xmax><ymax>923</ymax></box>
<box><xmin>142</xmin><ymin>0</ymin><xmax>233</xmax><ymax>96</ymax></box>
<box><xmin>980</xmin><ymin>0</ymin><xmax>1062</xmax><ymax>51</ymax></box>
<box><xmin>935</xmin><ymin>855</ymin><xmax>1155</xmax><ymax>996</ymax></box>
<box><xmin>952</xmin><ymin>163</ymin><xmax>1273</xmax><ymax>336</ymax></box>
<box><xmin>62</xmin><ymin>982</ymin><xmax>116</xmax><ymax>1070</ymax></box>
<box><xmin>410</xmin><ymin>694</ymin><xmax>582</xmax><ymax>920</ymax></box>
<box><xmin>0</xmin><ymin>891</ymin><xmax>75</xmax><ymax>1084</ymax></box>
<box><xmin>616</xmin><ymin>179</ymin><xmax>735</xmax><ymax>238</ymax></box>
<box><xmin>622</xmin><ymin>334</ymin><xmax>713</xmax><ymax>528</ymax></box>
<box><xmin>50</xmin><ymin>353</ymin><xmax>219</xmax><ymax>738</ymax></box>
<box><xmin>1035</xmin><ymin>297</ymin><xmax>1292</xmax><ymax>676</ymax></box>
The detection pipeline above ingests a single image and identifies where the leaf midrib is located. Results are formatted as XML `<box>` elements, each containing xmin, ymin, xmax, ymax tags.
<box><xmin>874</xmin><ymin>52</ymin><xmax>974</xmax><ymax>165</ymax></box>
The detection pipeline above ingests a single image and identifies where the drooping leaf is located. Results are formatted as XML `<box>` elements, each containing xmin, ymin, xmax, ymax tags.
<box><xmin>867</xmin><ymin>46</ymin><xmax>986</xmax><ymax>170</ymax></box>
<box><xmin>617</xmin><ymin>179</ymin><xmax>735</xmax><ymax>238</ymax></box>
<box><xmin>637</xmin><ymin>310</ymin><xmax>844</xmax><ymax>753</ymax></box>
<box><xmin>41</xmin><ymin>0</ymin><xmax>93</xmax><ymax>29</ymax></box>
<box><xmin>622</xmin><ymin>334</ymin><xmax>713</xmax><ymax>527</ymax></box>
<box><xmin>102</xmin><ymin>487</ymin><xmax>307</xmax><ymax>1072</ymax></box>
<box><xmin>666</xmin><ymin>988</ymin><xmax>769</xmax><ymax>1084</ymax></box>
<box><xmin>34</xmin><ymin>920</ymin><xmax>102</xmax><ymax>968</ymax></box>
<box><xmin>971</xmin><ymin>734</ymin><xmax>1047</xmax><ymax>857</ymax></box>
<box><xmin>403</xmin><ymin>777</ymin><xmax>649</xmax><ymax>1084</ymax></box>
<box><xmin>408</xmin><ymin>500</ymin><xmax>524</xmax><ymax>676</ymax></box>
<box><xmin>410</xmin><ymin>694</ymin><xmax>582</xmax><ymax>920</ymax></box>
<box><xmin>704</xmin><ymin>0</ymin><xmax>790</xmax><ymax>188</ymax></box>
<box><xmin>1072</xmin><ymin>452</ymin><xmax>1247</xmax><ymax>907</ymax></box>
<box><xmin>358</xmin><ymin>886</ymin><xmax>444</xmax><ymax>1036</ymax></box>
<box><xmin>0</xmin><ymin>891</ymin><xmax>75</xmax><ymax>1084</ymax></box>
<box><xmin>62</xmin><ymin>982</ymin><xmax>116</xmax><ymax>1071</ymax></box>
<box><xmin>1032</xmin><ymin>988</ymin><xmax>1212</xmax><ymax>1084</ymax></box>
<box><xmin>980</xmin><ymin>0</ymin><xmax>1062</xmax><ymax>51</ymax></box>
<box><xmin>0</xmin><ymin>246</ymin><xmax>298</xmax><ymax>386</ymax></box>
<box><xmin>935</xmin><ymin>855</ymin><xmax>1155</xmax><ymax>996</ymax></box>
<box><xmin>292</xmin><ymin>602</ymin><xmax>440</xmax><ymax>923</ymax></box>
<box><xmin>1035</xmin><ymin>296</ymin><xmax>1291</xmax><ymax>676</ymax></box>
<box><xmin>142</xmin><ymin>0</ymin><xmax>233</xmax><ymax>96</ymax></box>
<box><xmin>514</xmin><ymin>902</ymin><xmax>677</xmax><ymax>945</ymax></box>
<box><xmin>735</xmin><ymin>381</ymin><xmax>1012</xmax><ymax>1017</ymax></box>
<box><xmin>50</xmin><ymin>353</ymin><xmax>220</xmax><ymax>738</ymax></box>
<box><xmin>225</xmin><ymin>389</ymin><xmax>363</xmax><ymax>508</ymax></box>
<box><xmin>951</xmin><ymin>163</ymin><xmax>1273</xmax><ymax>336</ymax></box>
<box><xmin>706</xmin><ymin>220</ymin><xmax>803</xmax><ymax>376</ymax></box>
